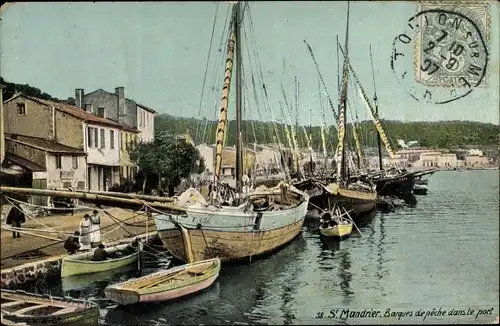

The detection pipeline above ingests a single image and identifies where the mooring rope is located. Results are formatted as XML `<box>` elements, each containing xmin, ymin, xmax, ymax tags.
<box><xmin>1</xmin><ymin>209</ymin><xmax>149</xmax><ymax>261</ymax></box>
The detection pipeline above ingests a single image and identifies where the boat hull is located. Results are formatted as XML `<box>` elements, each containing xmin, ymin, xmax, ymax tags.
<box><xmin>373</xmin><ymin>173</ymin><xmax>416</xmax><ymax>197</ymax></box>
<box><xmin>61</xmin><ymin>244</ymin><xmax>139</xmax><ymax>278</ymax></box>
<box><xmin>413</xmin><ymin>185</ymin><xmax>428</xmax><ymax>195</ymax></box>
<box><xmin>1</xmin><ymin>289</ymin><xmax>99</xmax><ymax>326</ymax></box>
<box><xmin>320</xmin><ymin>223</ymin><xmax>353</xmax><ymax>238</ymax></box>
<box><xmin>294</xmin><ymin>180</ymin><xmax>376</xmax><ymax>216</ymax></box>
<box><xmin>158</xmin><ymin>216</ymin><xmax>305</xmax><ymax>262</ymax></box>
<box><xmin>155</xmin><ymin>183</ymin><xmax>309</xmax><ymax>263</ymax></box>
<box><xmin>105</xmin><ymin>258</ymin><xmax>220</xmax><ymax>305</ymax></box>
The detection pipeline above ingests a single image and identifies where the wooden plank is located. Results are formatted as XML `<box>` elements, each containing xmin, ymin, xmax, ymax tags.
<box><xmin>1</xmin><ymin>301</ymin><xmax>26</xmax><ymax>308</ymax></box>
<box><xmin>137</xmin><ymin>269</ymin><xmax>189</xmax><ymax>289</ymax></box>
<box><xmin>14</xmin><ymin>303</ymin><xmax>51</xmax><ymax>315</ymax></box>
<box><xmin>52</xmin><ymin>307</ymin><xmax>77</xmax><ymax>316</ymax></box>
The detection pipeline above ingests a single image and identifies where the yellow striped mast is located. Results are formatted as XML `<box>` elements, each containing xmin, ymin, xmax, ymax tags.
<box><xmin>339</xmin><ymin>45</ymin><xmax>396</xmax><ymax>159</ymax></box>
<box><xmin>335</xmin><ymin>2</ymin><xmax>350</xmax><ymax>181</ymax></box>
<box><xmin>352</xmin><ymin>121</ymin><xmax>365</xmax><ymax>170</ymax></box>
<box><xmin>213</xmin><ymin>6</ymin><xmax>237</xmax><ymax>188</ymax></box>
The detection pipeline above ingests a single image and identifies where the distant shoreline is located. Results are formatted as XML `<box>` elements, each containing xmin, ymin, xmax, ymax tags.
<box><xmin>416</xmin><ymin>166</ymin><xmax>499</xmax><ymax>172</ymax></box>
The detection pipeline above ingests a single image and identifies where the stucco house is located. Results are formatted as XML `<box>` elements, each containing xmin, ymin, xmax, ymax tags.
<box><xmin>74</xmin><ymin>87</ymin><xmax>156</xmax><ymax>143</ymax></box>
<box><xmin>4</xmin><ymin>135</ymin><xmax>86</xmax><ymax>205</ymax></box>
<box><xmin>3</xmin><ymin>93</ymin><xmax>138</xmax><ymax>191</ymax></box>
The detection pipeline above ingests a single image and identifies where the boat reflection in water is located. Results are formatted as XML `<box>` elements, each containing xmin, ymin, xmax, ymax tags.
<box><xmin>61</xmin><ymin>264</ymin><xmax>138</xmax><ymax>293</ymax></box>
<box><xmin>316</xmin><ymin>233</ymin><xmax>353</xmax><ymax>326</ymax></box>
<box><xmin>105</xmin><ymin>234</ymin><xmax>307</xmax><ymax>326</ymax></box>
<box><xmin>404</xmin><ymin>194</ymin><xmax>418</xmax><ymax>207</ymax></box>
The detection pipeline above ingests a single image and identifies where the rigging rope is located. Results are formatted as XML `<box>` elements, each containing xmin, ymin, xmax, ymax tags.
<box><xmin>195</xmin><ymin>2</ymin><xmax>220</xmax><ymax>144</ymax></box>
<box><xmin>303</xmin><ymin>40</ymin><xmax>339</xmax><ymax>127</ymax></box>
<box><xmin>0</xmin><ymin>208</ymin><xmax>148</xmax><ymax>261</ymax></box>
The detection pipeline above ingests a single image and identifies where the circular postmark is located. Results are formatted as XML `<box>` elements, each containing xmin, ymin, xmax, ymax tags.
<box><xmin>390</xmin><ymin>6</ymin><xmax>489</xmax><ymax>105</ymax></box>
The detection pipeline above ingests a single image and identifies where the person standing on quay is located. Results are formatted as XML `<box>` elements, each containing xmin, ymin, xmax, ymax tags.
<box><xmin>90</xmin><ymin>210</ymin><xmax>101</xmax><ymax>248</ymax></box>
<box><xmin>6</xmin><ymin>202</ymin><xmax>26</xmax><ymax>239</ymax></box>
<box><xmin>79</xmin><ymin>214</ymin><xmax>92</xmax><ymax>250</ymax></box>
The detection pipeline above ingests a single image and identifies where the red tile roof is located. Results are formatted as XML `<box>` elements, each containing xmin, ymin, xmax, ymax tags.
<box><xmin>8</xmin><ymin>94</ymin><xmax>139</xmax><ymax>132</ymax></box>
<box><xmin>4</xmin><ymin>152</ymin><xmax>45</xmax><ymax>172</ymax></box>
<box><xmin>5</xmin><ymin>135</ymin><xmax>86</xmax><ymax>155</ymax></box>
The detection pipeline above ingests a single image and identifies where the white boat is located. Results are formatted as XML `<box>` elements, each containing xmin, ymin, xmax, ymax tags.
<box><xmin>155</xmin><ymin>2</ymin><xmax>309</xmax><ymax>263</ymax></box>
<box><xmin>155</xmin><ymin>182</ymin><xmax>309</xmax><ymax>262</ymax></box>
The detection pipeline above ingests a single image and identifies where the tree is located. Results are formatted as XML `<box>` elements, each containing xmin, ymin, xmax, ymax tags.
<box><xmin>128</xmin><ymin>130</ymin><xmax>203</xmax><ymax>196</ymax></box>
<box><xmin>197</xmin><ymin>157</ymin><xmax>206</xmax><ymax>174</ymax></box>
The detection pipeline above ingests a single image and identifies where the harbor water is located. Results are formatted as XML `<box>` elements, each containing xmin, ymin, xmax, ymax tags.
<box><xmin>27</xmin><ymin>170</ymin><xmax>499</xmax><ymax>325</ymax></box>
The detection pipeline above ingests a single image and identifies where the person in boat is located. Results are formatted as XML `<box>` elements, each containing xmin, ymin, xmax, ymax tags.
<box><xmin>123</xmin><ymin>238</ymin><xmax>141</xmax><ymax>255</ymax></box>
<box><xmin>79</xmin><ymin>214</ymin><xmax>92</xmax><ymax>250</ymax></box>
<box><xmin>90</xmin><ymin>210</ymin><xmax>101</xmax><ymax>248</ymax></box>
<box><xmin>64</xmin><ymin>231</ymin><xmax>81</xmax><ymax>254</ymax></box>
<box><xmin>6</xmin><ymin>202</ymin><xmax>26</xmax><ymax>239</ymax></box>
<box><xmin>92</xmin><ymin>243</ymin><xmax>108</xmax><ymax>261</ymax></box>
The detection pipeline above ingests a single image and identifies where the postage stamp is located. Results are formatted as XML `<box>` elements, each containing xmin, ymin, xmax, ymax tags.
<box><xmin>390</xmin><ymin>1</ymin><xmax>491</xmax><ymax>104</ymax></box>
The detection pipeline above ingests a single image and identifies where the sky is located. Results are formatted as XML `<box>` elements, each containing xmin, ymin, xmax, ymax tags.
<box><xmin>1</xmin><ymin>1</ymin><xmax>499</xmax><ymax>125</ymax></box>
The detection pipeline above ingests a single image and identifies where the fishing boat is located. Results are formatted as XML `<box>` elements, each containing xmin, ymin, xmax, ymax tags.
<box><xmin>154</xmin><ymin>2</ymin><xmax>309</xmax><ymax>263</ymax></box>
<box><xmin>61</xmin><ymin>243</ymin><xmax>139</xmax><ymax>278</ymax></box>
<box><xmin>105</xmin><ymin>222</ymin><xmax>220</xmax><ymax>306</ymax></box>
<box><xmin>104</xmin><ymin>257</ymin><xmax>221</xmax><ymax>305</ymax></box>
<box><xmin>413</xmin><ymin>184</ymin><xmax>428</xmax><ymax>195</ymax></box>
<box><xmin>305</xmin><ymin>3</ymin><xmax>377</xmax><ymax>217</ymax></box>
<box><xmin>319</xmin><ymin>207</ymin><xmax>353</xmax><ymax>239</ymax></box>
<box><xmin>0</xmin><ymin>289</ymin><xmax>99</xmax><ymax>325</ymax></box>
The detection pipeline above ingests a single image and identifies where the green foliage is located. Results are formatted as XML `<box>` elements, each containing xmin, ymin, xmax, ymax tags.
<box><xmin>1</xmin><ymin>76</ymin><xmax>64</xmax><ymax>102</ymax></box>
<box><xmin>155</xmin><ymin>113</ymin><xmax>500</xmax><ymax>150</ymax></box>
<box><xmin>128</xmin><ymin>130</ymin><xmax>203</xmax><ymax>189</ymax></box>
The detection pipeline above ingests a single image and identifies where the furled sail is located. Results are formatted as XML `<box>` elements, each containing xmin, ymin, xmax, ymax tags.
<box><xmin>213</xmin><ymin>26</ymin><xmax>236</xmax><ymax>184</ymax></box>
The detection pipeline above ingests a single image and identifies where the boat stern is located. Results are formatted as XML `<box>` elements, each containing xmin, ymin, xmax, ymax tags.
<box><xmin>105</xmin><ymin>286</ymin><xmax>140</xmax><ymax>306</ymax></box>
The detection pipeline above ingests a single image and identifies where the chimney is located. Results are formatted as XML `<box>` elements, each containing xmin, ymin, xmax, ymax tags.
<box><xmin>75</xmin><ymin>89</ymin><xmax>84</xmax><ymax>108</ymax></box>
<box><xmin>115</xmin><ymin>86</ymin><xmax>126</xmax><ymax>117</ymax></box>
<box><xmin>97</xmin><ymin>107</ymin><xmax>106</xmax><ymax>118</ymax></box>
<box><xmin>84</xmin><ymin>104</ymin><xmax>93</xmax><ymax>113</ymax></box>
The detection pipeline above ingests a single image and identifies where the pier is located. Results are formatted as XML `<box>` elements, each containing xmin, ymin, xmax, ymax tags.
<box><xmin>1</xmin><ymin>206</ymin><xmax>157</xmax><ymax>288</ymax></box>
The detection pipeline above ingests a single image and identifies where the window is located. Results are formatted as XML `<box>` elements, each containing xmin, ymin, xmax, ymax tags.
<box><xmin>63</xmin><ymin>182</ymin><xmax>72</xmax><ymax>188</ymax></box>
<box><xmin>110</xmin><ymin>130</ymin><xmax>115</xmax><ymax>149</ymax></box>
<box><xmin>100</xmin><ymin>128</ymin><xmax>105</xmax><ymax>148</ymax></box>
<box><xmin>94</xmin><ymin>128</ymin><xmax>98</xmax><ymax>148</ymax></box>
<box><xmin>97</xmin><ymin>107</ymin><xmax>105</xmax><ymax>118</ymax></box>
<box><xmin>17</xmin><ymin>103</ymin><xmax>26</xmax><ymax>115</ymax></box>
<box><xmin>138</xmin><ymin>110</ymin><xmax>142</xmax><ymax>127</ymax></box>
<box><xmin>87</xmin><ymin>127</ymin><xmax>93</xmax><ymax>148</ymax></box>
<box><xmin>72</xmin><ymin>156</ymin><xmax>78</xmax><ymax>169</ymax></box>
<box><xmin>77</xmin><ymin>181</ymin><xmax>85</xmax><ymax>190</ymax></box>
<box><xmin>56</xmin><ymin>155</ymin><xmax>62</xmax><ymax>169</ymax></box>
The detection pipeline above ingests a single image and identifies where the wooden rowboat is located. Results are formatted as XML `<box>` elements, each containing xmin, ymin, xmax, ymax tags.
<box><xmin>319</xmin><ymin>222</ymin><xmax>353</xmax><ymax>238</ymax></box>
<box><xmin>61</xmin><ymin>243</ymin><xmax>139</xmax><ymax>278</ymax></box>
<box><xmin>1</xmin><ymin>289</ymin><xmax>99</xmax><ymax>325</ymax></box>
<box><xmin>318</xmin><ymin>205</ymin><xmax>354</xmax><ymax>239</ymax></box>
<box><xmin>104</xmin><ymin>257</ymin><xmax>221</xmax><ymax>306</ymax></box>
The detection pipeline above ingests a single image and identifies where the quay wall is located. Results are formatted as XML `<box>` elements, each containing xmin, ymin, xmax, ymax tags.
<box><xmin>0</xmin><ymin>231</ymin><xmax>158</xmax><ymax>289</ymax></box>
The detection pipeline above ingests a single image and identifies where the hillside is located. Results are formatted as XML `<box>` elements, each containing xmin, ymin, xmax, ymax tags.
<box><xmin>1</xmin><ymin>77</ymin><xmax>497</xmax><ymax>150</ymax></box>
<box><xmin>155</xmin><ymin>114</ymin><xmax>500</xmax><ymax>150</ymax></box>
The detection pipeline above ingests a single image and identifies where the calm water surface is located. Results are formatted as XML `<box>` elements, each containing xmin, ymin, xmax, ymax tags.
<box><xmin>34</xmin><ymin>170</ymin><xmax>499</xmax><ymax>325</ymax></box>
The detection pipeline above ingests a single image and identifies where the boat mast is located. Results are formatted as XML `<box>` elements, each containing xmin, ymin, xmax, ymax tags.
<box><xmin>339</xmin><ymin>44</ymin><xmax>397</xmax><ymax>161</ymax></box>
<box><xmin>336</xmin><ymin>2</ymin><xmax>350</xmax><ymax>183</ymax></box>
<box><xmin>213</xmin><ymin>5</ymin><xmax>237</xmax><ymax>190</ymax></box>
<box><xmin>370</xmin><ymin>45</ymin><xmax>383</xmax><ymax>171</ymax></box>
<box><xmin>235</xmin><ymin>1</ymin><xmax>243</xmax><ymax>193</ymax></box>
